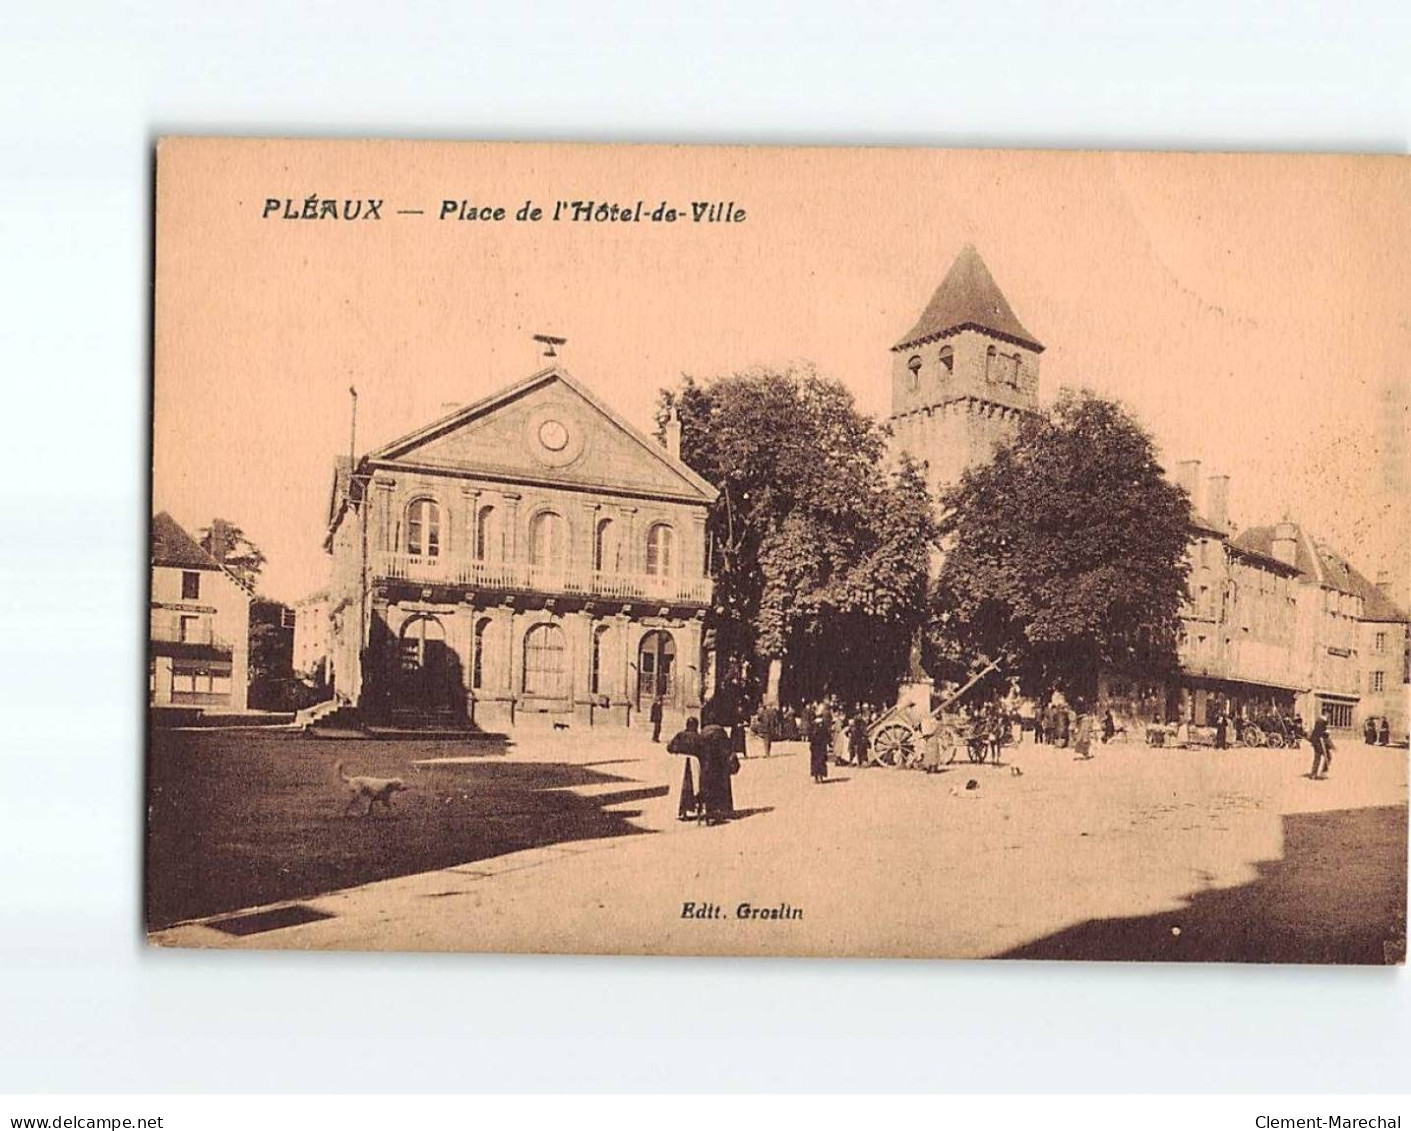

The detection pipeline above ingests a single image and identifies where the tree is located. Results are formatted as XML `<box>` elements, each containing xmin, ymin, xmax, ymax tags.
<box><xmin>657</xmin><ymin>365</ymin><xmax>936</xmax><ymax>711</ymax></box>
<box><xmin>932</xmin><ymin>389</ymin><xmax>1192</xmax><ymax>705</ymax></box>
<box><xmin>199</xmin><ymin>519</ymin><xmax>267</xmax><ymax>591</ymax></box>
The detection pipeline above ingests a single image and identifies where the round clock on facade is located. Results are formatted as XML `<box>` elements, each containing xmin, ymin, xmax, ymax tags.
<box><xmin>524</xmin><ymin>404</ymin><xmax>587</xmax><ymax>468</ymax></box>
<box><xmin>538</xmin><ymin>419</ymin><xmax>569</xmax><ymax>452</ymax></box>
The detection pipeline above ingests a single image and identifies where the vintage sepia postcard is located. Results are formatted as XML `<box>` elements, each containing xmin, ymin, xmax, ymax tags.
<box><xmin>147</xmin><ymin>138</ymin><xmax>1408</xmax><ymax>962</ymax></box>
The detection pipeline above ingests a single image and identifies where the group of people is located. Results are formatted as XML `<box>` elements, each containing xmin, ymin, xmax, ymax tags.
<box><xmin>803</xmin><ymin>703</ymin><xmax>876</xmax><ymax>782</ymax></box>
<box><xmin>1031</xmin><ymin>702</ymin><xmax>1117</xmax><ymax>751</ymax></box>
<box><xmin>1208</xmin><ymin>709</ymin><xmax>1305</xmax><ymax>750</ymax></box>
<box><xmin>1363</xmin><ymin>716</ymin><xmax>1394</xmax><ymax>747</ymax></box>
<box><xmin>665</xmin><ymin>716</ymin><xmax>746</xmax><ymax>825</ymax></box>
<box><xmin>751</xmin><ymin>700</ymin><xmax>876</xmax><ymax>777</ymax></box>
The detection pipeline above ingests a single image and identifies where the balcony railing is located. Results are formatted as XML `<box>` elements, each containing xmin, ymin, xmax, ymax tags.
<box><xmin>149</xmin><ymin>626</ymin><xmax>235</xmax><ymax>659</ymax></box>
<box><xmin>374</xmin><ymin>551</ymin><xmax>713</xmax><ymax>605</ymax></box>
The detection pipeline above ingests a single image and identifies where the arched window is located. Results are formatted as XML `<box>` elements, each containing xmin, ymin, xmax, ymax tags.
<box><xmin>984</xmin><ymin>344</ymin><xmax>997</xmax><ymax>382</ymax></box>
<box><xmin>590</xmin><ymin>624</ymin><xmax>611</xmax><ymax>696</ymax></box>
<box><xmin>645</xmin><ymin>523</ymin><xmax>675</xmax><ymax>577</ymax></box>
<box><xmin>472</xmin><ymin>617</ymin><xmax>491</xmax><ymax>690</ymax></box>
<box><xmin>475</xmin><ymin>505</ymin><xmax>500</xmax><ymax>562</ymax></box>
<box><xmin>523</xmin><ymin>622</ymin><xmax>567</xmax><ymax>697</ymax></box>
<box><xmin>906</xmin><ymin>356</ymin><xmax>921</xmax><ymax>388</ymax></box>
<box><xmin>594</xmin><ymin>517</ymin><xmax>619</xmax><ymax>573</ymax></box>
<box><xmin>1008</xmin><ymin>352</ymin><xmax>1022</xmax><ymax>385</ymax></box>
<box><xmin>939</xmin><ymin>345</ymin><xmax>954</xmax><ymax>374</ymax></box>
<box><xmin>528</xmin><ymin>510</ymin><xmax>565</xmax><ymax>569</ymax></box>
<box><xmin>406</xmin><ymin>498</ymin><xmax>440</xmax><ymax>557</ymax></box>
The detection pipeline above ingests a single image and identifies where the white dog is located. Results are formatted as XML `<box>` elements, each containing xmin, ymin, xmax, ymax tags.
<box><xmin>336</xmin><ymin>761</ymin><xmax>408</xmax><ymax>817</ymax></box>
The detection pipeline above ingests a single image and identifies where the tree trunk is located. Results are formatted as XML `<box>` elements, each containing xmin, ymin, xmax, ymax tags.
<box><xmin>765</xmin><ymin>658</ymin><xmax>783</xmax><ymax>705</ymax></box>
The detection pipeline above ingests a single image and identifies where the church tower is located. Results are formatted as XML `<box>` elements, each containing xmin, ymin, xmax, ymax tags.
<box><xmin>889</xmin><ymin>245</ymin><xmax>1043</xmax><ymax>496</ymax></box>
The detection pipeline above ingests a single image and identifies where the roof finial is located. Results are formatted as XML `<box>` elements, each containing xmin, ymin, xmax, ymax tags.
<box><xmin>533</xmin><ymin>333</ymin><xmax>566</xmax><ymax>359</ymax></box>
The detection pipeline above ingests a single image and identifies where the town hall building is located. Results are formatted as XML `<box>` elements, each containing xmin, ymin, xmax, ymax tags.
<box><xmin>324</xmin><ymin>366</ymin><xmax>718</xmax><ymax>730</ymax></box>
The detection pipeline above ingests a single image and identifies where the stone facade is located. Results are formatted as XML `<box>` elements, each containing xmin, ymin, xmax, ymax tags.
<box><xmin>149</xmin><ymin>512</ymin><xmax>251</xmax><ymax>711</ymax></box>
<box><xmin>1358</xmin><ymin>616</ymin><xmax>1410</xmax><ymax>742</ymax></box>
<box><xmin>291</xmin><ymin>588</ymin><xmax>330</xmax><ymax>679</ymax></box>
<box><xmin>324</xmin><ymin>367</ymin><xmax>718</xmax><ymax>731</ymax></box>
<box><xmin>887</xmin><ymin>246</ymin><xmax>1043</xmax><ymax>497</ymax></box>
<box><xmin>1103</xmin><ymin>469</ymin><xmax>1409</xmax><ymax>739</ymax></box>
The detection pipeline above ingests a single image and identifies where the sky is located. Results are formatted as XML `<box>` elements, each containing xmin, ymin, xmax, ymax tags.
<box><xmin>153</xmin><ymin>140</ymin><xmax>1410</xmax><ymax>605</ymax></box>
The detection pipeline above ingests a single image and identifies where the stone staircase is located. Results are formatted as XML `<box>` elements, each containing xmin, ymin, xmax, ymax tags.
<box><xmin>294</xmin><ymin>698</ymin><xmax>361</xmax><ymax>733</ymax></box>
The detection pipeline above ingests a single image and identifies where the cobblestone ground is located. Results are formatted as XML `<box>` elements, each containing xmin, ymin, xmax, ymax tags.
<box><xmin>149</xmin><ymin>726</ymin><xmax>1407</xmax><ymax>964</ymax></box>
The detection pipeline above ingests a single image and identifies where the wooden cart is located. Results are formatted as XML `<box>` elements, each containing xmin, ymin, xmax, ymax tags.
<box><xmin>866</xmin><ymin>661</ymin><xmax>1003</xmax><ymax>768</ymax></box>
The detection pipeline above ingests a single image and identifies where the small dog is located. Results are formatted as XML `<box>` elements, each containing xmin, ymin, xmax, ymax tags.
<box><xmin>552</xmin><ymin>721</ymin><xmax>570</xmax><ymax>732</ymax></box>
<box><xmin>336</xmin><ymin>761</ymin><xmax>408</xmax><ymax>818</ymax></box>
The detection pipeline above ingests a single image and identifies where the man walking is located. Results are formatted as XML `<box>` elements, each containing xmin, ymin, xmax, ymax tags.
<box><xmin>848</xmin><ymin>713</ymin><xmax>870</xmax><ymax>768</ymax></box>
<box><xmin>1308</xmin><ymin>714</ymin><xmax>1333</xmax><ymax>780</ymax></box>
<box><xmin>649</xmin><ymin>696</ymin><xmax>664</xmax><ymax>743</ymax></box>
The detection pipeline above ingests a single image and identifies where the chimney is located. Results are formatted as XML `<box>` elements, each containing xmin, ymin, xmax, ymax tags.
<box><xmin>664</xmin><ymin>405</ymin><xmax>682</xmax><ymax>461</ymax></box>
<box><xmin>1205</xmin><ymin>474</ymin><xmax>1230</xmax><ymax>534</ymax></box>
<box><xmin>1272</xmin><ymin>520</ymin><xmax>1299</xmax><ymax>568</ymax></box>
<box><xmin>1175</xmin><ymin>459</ymin><xmax>1202</xmax><ymax>517</ymax></box>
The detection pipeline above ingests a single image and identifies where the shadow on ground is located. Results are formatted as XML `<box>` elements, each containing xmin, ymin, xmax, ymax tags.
<box><xmin>998</xmin><ymin>805</ymin><xmax>1408</xmax><ymax>965</ymax></box>
<box><xmin>146</xmin><ymin>730</ymin><xmax>663</xmax><ymax>929</ymax></box>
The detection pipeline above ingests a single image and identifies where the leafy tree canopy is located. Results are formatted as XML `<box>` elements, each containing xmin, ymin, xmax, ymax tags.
<box><xmin>199</xmin><ymin>519</ymin><xmax>267</xmax><ymax>592</ymax></box>
<box><xmin>933</xmin><ymin>389</ymin><xmax>1192</xmax><ymax>705</ymax></box>
<box><xmin>658</xmin><ymin>365</ymin><xmax>935</xmax><ymax>710</ymax></box>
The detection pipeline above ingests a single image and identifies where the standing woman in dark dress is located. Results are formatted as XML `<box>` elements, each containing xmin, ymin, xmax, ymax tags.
<box><xmin>666</xmin><ymin>718</ymin><xmax>702</xmax><ymax>820</ymax></box>
<box><xmin>808</xmin><ymin>711</ymin><xmax>830</xmax><ymax>783</ymax></box>
<box><xmin>698</xmin><ymin>721</ymin><xmax>734</xmax><ymax>823</ymax></box>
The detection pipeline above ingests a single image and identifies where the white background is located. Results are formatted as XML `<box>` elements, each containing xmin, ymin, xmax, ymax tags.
<box><xmin>1</xmin><ymin>0</ymin><xmax>1409</xmax><ymax>1095</ymax></box>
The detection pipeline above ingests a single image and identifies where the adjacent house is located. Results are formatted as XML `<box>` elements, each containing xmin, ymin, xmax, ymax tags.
<box><xmin>324</xmin><ymin>366</ymin><xmax>718</xmax><ymax>730</ymax></box>
<box><xmin>291</xmin><ymin>587</ymin><xmax>331</xmax><ymax>681</ymax></box>
<box><xmin>1100</xmin><ymin>464</ymin><xmax>1409</xmax><ymax>740</ymax></box>
<box><xmin>149</xmin><ymin>512</ymin><xmax>252</xmax><ymax>712</ymax></box>
<box><xmin>1353</xmin><ymin>575</ymin><xmax>1410</xmax><ymax>742</ymax></box>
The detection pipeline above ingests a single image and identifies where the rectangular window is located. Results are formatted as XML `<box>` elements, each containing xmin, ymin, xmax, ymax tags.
<box><xmin>179</xmin><ymin>615</ymin><xmax>200</xmax><ymax>643</ymax></box>
<box><xmin>1376</xmin><ymin>631</ymin><xmax>1387</xmax><ymax>653</ymax></box>
<box><xmin>1322</xmin><ymin>701</ymin><xmax>1353</xmax><ymax>729</ymax></box>
<box><xmin>1372</xmin><ymin>671</ymin><xmax>1385</xmax><ymax>693</ymax></box>
<box><xmin>181</xmin><ymin>571</ymin><xmax>201</xmax><ymax>600</ymax></box>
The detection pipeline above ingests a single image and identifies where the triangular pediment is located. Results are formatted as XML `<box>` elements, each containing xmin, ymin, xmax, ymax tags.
<box><xmin>367</xmin><ymin>368</ymin><xmax>718</xmax><ymax>504</ymax></box>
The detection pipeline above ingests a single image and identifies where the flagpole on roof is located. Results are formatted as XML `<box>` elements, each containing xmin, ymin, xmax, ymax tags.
<box><xmin>349</xmin><ymin>384</ymin><xmax>358</xmax><ymax>469</ymax></box>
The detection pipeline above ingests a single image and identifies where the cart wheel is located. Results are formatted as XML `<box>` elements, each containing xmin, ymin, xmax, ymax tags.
<box><xmin>1244</xmin><ymin>726</ymin><xmax>1265</xmax><ymax>748</ymax></box>
<box><xmin>872</xmin><ymin>724</ymin><xmax>915</xmax><ymax>768</ymax></box>
<box><xmin>1265</xmin><ymin>732</ymin><xmax>1285</xmax><ymax>749</ymax></box>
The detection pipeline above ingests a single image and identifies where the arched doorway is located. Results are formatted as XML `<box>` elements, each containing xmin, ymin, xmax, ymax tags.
<box><xmin>523</xmin><ymin>622</ymin><xmax>568</xmax><ymax>699</ymax></box>
<box><xmin>398</xmin><ymin>615</ymin><xmax>452</xmax><ymax>708</ymax></box>
<box><xmin>637</xmin><ymin>630</ymin><xmax>676</xmax><ymax>706</ymax></box>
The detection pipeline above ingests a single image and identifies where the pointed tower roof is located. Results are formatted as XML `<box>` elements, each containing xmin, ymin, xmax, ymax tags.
<box><xmin>893</xmin><ymin>244</ymin><xmax>1044</xmax><ymax>353</ymax></box>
